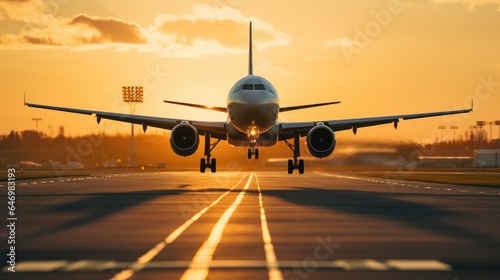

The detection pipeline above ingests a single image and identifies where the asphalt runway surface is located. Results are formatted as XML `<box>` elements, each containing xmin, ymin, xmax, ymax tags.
<box><xmin>1</xmin><ymin>170</ymin><xmax>500</xmax><ymax>279</ymax></box>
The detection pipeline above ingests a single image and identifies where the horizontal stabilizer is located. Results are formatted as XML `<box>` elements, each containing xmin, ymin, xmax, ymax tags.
<box><xmin>279</xmin><ymin>101</ymin><xmax>341</xmax><ymax>112</ymax></box>
<box><xmin>164</xmin><ymin>100</ymin><xmax>227</xmax><ymax>113</ymax></box>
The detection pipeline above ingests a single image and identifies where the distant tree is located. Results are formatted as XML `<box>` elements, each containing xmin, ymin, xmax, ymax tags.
<box><xmin>21</xmin><ymin>130</ymin><xmax>44</xmax><ymax>149</ymax></box>
<box><xmin>58</xmin><ymin>126</ymin><xmax>65</xmax><ymax>138</ymax></box>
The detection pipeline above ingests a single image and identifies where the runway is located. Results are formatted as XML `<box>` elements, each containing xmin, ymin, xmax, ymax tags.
<box><xmin>1</xmin><ymin>170</ymin><xmax>500</xmax><ymax>279</ymax></box>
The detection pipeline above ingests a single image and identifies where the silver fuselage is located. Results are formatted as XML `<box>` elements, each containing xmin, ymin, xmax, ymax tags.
<box><xmin>226</xmin><ymin>75</ymin><xmax>280</xmax><ymax>147</ymax></box>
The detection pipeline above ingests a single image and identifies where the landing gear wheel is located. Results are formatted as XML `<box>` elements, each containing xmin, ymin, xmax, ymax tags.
<box><xmin>288</xmin><ymin>159</ymin><xmax>294</xmax><ymax>174</ymax></box>
<box><xmin>284</xmin><ymin>132</ymin><xmax>305</xmax><ymax>174</ymax></box>
<box><xmin>200</xmin><ymin>158</ymin><xmax>206</xmax><ymax>173</ymax></box>
<box><xmin>298</xmin><ymin>159</ymin><xmax>304</xmax><ymax>174</ymax></box>
<box><xmin>248</xmin><ymin>148</ymin><xmax>252</xmax><ymax>159</ymax></box>
<box><xmin>210</xmin><ymin>158</ymin><xmax>217</xmax><ymax>173</ymax></box>
<box><xmin>255</xmin><ymin>148</ymin><xmax>259</xmax><ymax>159</ymax></box>
<box><xmin>200</xmin><ymin>132</ymin><xmax>221</xmax><ymax>173</ymax></box>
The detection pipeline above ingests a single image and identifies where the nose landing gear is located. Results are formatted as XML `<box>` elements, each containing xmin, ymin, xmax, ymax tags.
<box><xmin>248</xmin><ymin>146</ymin><xmax>259</xmax><ymax>159</ymax></box>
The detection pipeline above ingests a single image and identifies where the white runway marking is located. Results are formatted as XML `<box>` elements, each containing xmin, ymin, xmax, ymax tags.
<box><xmin>5</xmin><ymin>259</ymin><xmax>452</xmax><ymax>272</ymax></box>
<box><xmin>110</xmin><ymin>174</ymin><xmax>249</xmax><ymax>280</ymax></box>
<box><xmin>180</xmin><ymin>173</ymin><xmax>253</xmax><ymax>280</ymax></box>
<box><xmin>255</xmin><ymin>174</ymin><xmax>283</xmax><ymax>280</ymax></box>
<box><xmin>316</xmin><ymin>172</ymin><xmax>498</xmax><ymax>195</ymax></box>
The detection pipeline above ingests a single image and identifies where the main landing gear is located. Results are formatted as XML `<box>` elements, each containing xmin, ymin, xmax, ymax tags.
<box><xmin>200</xmin><ymin>132</ymin><xmax>220</xmax><ymax>173</ymax></box>
<box><xmin>284</xmin><ymin>132</ymin><xmax>304</xmax><ymax>174</ymax></box>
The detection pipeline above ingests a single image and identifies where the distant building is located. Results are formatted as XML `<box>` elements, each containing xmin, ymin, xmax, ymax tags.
<box><xmin>474</xmin><ymin>149</ymin><xmax>500</xmax><ymax>167</ymax></box>
<box><xmin>418</xmin><ymin>156</ymin><xmax>473</xmax><ymax>168</ymax></box>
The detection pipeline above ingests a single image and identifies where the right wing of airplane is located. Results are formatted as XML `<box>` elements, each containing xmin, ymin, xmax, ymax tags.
<box><xmin>279</xmin><ymin>107</ymin><xmax>473</xmax><ymax>138</ymax></box>
<box><xmin>24</xmin><ymin>101</ymin><xmax>228</xmax><ymax>139</ymax></box>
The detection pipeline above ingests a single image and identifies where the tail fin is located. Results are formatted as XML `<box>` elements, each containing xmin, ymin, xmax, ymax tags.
<box><xmin>248</xmin><ymin>21</ymin><xmax>253</xmax><ymax>75</ymax></box>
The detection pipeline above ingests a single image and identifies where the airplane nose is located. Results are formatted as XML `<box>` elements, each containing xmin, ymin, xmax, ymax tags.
<box><xmin>235</xmin><ymin>91</ymin><xmax>271</xmax><ymax>104</ymax></box>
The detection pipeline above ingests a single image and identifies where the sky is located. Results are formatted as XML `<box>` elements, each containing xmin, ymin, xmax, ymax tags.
<box><xmin>1</xmin><ymin>0</ymin><xmax>499</xmax><ymax>144</ymax></box>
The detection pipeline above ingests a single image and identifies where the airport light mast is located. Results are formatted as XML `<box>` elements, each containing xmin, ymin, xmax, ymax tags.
<box><xmin>477</xmin><ymin>121</ymin><xmax>485</xmax><ymax>149</ymax></box>
<box><xmin>496</xmin><ymin>120</ymin><xmax>500</xmax><ymax>141</ymax></box>
<box><xmin>32</xmin><ymin>118</ymin><xmax>42</xmax><ymax>133</ymax></box>
<box><xmin>438</xmin><ymin>126</ymin><xmax>446</xmax><ymax>143</ymax></box>
<box><xmin>122</xmin><ymin>86</ymin><xmax>143</xmax><ymax>167</ymax></box>
<box><xmin>450</xmin><ymin>125</ymin><xmax>458</xmax><ymax>143</ymax></box>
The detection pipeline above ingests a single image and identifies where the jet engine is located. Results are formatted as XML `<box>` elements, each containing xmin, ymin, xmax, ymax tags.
<box><xmin>170</xmin><ymin>121</ymin><xmax>199</xmax><ymax>156</ymax></box>
<box><xmin>305</xmin><ymin>123</ymin><xmax>336</xmax><ymax>158</ymax></box>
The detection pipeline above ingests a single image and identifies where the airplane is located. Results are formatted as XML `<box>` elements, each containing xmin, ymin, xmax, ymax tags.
<box><xmin>25</xmin><ymin>22</ymin><xmax>472</xmax><ymax>174</ymax></box>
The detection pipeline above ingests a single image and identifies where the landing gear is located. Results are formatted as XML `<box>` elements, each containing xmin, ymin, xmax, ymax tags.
<box><xmin>200</xmin><ymin>132</ymin><xmax>220</xmax><ymax>173</ymax></box>
<box><xmin>284</xmin><ymin>132</ymin><xmax>304</xmax><ymax>174</ymax></box>
<box><xmin>247</xmin><ymin>147</ymin><xmax>259</xmax><ymax>159</ymax></box>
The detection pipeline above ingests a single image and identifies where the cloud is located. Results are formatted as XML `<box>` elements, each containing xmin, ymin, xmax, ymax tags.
<box><xmin>431</xmin><ymin>0</ymin><xmax>500</xmax><ymax>11</ymax></box>
<box><xmin>0</xmin><ymin>0</ymin><xmax>46</xmax><ymax>22</ymax></box>
<box><xmin>0</xmin><ymin>2</ymin><xmax>289</xmax><ymax>58</ymax></box>
<box><xmin>258</xmin><ymin>59</ymin><xmax>290</xmax><ymax>75</ymax></box>
<box><xmin>325</xmin><ymin>37</ymin><xmax>360</xmax><ymax>48</ymax></box>
<box><xmin>70</xmin><ymin>14</ymin><xmax>146</xmax><ymax>44</ymax></box>
<box><xmin>145</xmin><ymin>4</ymin><xmax>289</xmax><ymax>57</ymax></box>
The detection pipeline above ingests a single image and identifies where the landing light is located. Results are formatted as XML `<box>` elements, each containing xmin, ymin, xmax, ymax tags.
<box><xmin>247</xmin><ymin>126</ymin><xmax>260</xmax><ymax>141</ymax></box>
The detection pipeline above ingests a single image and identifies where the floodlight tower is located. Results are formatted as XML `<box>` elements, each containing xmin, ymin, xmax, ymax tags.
<box><xmin>438</xmin><ymin>126</ymin><xmax>446</xmax><ymax>143</ymax></box>
<box><xmin>450</xmin><ymin>125</ymin><xmax>458</xmax><ymax>143</ymax></box>
<box><xmin>122</xmin><ymin>86</ymin><xmax>143</xmax><ymax>167</ymax></box>
<box><xmin>476</xmin><ymin>121</ymin><xmax>485</xmax><ymax>149</ymax></box>
<box><xmin>32</xmin><ymin>118</ymin><xmax>42</xmax><ymax>133</ymax></box>
<box><xmin>496</xmin><ymin>120</ymin><xmax>500</xmax><ymax>141</ymax></box>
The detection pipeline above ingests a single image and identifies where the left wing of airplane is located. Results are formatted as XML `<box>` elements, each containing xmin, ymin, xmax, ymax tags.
<box><xmin>279</xmin><ymin>107</ymin><xmax>473</xmax><ymax>138</ymax></box>
<box><xmin>24</xmin><ymin>101</ymin><xmax>227</xmax><ymax>139</ymax></box>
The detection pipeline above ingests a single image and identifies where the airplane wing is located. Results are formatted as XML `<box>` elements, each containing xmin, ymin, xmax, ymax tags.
<box><xmin>279</xmin><ymin>101</ymin><xmax>341</xmax><ymax>112</ymax></box>
<box><xmin>164</xmin><ymin>100</ymin><xmax>227</xmax><ymax>113</ymax></box>
<box><xmin>25</xmin><ymin>101</ymin><xmax>227</xmax><ymax>140</ymax></box>
<box><xmin>279</xmin><ymin>107</ymin><xmax>472</xmax><ymax>138</ymax></box>
<box><xmin>164</xmin><ymin>100</ymin><xmax>341</xmax><ymax>113</ymax></box>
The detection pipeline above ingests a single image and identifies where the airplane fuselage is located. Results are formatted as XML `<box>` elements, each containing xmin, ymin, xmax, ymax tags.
<box><xmin>226</xmin><ymin>75</ymin><xmax>280</xmax><ymax>147</ymax></box>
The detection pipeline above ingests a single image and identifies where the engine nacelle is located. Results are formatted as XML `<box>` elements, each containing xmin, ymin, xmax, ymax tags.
<box><xmin>306</xmin><ymin>124</ymin><xmax>336</xmax><ymax>158</ymax></box>
<box><xmin>170</xmin><ymin>121</ymin><xmax>199</xmax><ymax>157</ymax></box>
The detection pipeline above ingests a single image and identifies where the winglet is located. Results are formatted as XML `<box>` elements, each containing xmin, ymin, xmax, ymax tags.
<box><xmin>248</xmin><ymin>21</ymin><xmax>253</xmax><ymax>76</ymax></box>
<box><xmin>471</xmin><ymin>98</ymin><xmax>474</xmax><ymax>112</ymax></box>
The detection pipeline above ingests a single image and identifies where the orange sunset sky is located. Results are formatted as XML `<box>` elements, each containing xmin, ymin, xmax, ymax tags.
<box><xmin>1</xmin><ymin>0</ymin><xmax>499</xmax><ymax>143</ymax></box>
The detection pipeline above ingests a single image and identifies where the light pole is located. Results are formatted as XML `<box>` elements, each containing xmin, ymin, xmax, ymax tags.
<box><xmin>438</xmin><ymin>126</ymin><xmax>446</xmax><ymax>144</ymax></box>
<box><xmin>32</xmin><ymin>118</ymin><xmax>42</xmax><ymax>133</ymax></box>
<box><xmin>450</xmin><ymin>126</ymin><xmax>458</xmax><ymax>143</ymax></box>
<box><xmin>477</xmin><ymin>121</ymin><xmax>485</xmax><ymax>149</ymax></box>
<box><xmin>496</xmin><ymin>120</ymin><xmax>500</xmax><ymax>141</ymax></box>
<box><xmin>122</xmin><ymin>86</ymin><xmax>143</xmax><ymax>167</ymax></box>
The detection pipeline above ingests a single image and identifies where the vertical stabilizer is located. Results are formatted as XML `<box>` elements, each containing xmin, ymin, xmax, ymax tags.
<box><xmin>248</xmin><ymin>21</ymin><xmax>253</xmax><ymax>75</ymax></box>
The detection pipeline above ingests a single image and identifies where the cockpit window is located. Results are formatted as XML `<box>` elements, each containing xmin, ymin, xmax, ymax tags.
<box><xmin>242</xmin><ymin>84</ymin><xmax>253</xmax><ymax>90</ymax></box>
<box><xmin>254</xmin><ymin>84</ymin><xmax>265</xmax><ymax>90</ymax></box>
<box><xmin>232</xmin><ymin>84</ymin><xmax>242</xmax><ymax>94</ymax></box>
<box><xmin>233</xmin><ymin>83</ymin><xmax>276</xmax><ymax>94</ymax></box>
<box><xmin>264</xmin><ymin>85</ymin><xmax>274</xmax><ymax>94</ymax></box>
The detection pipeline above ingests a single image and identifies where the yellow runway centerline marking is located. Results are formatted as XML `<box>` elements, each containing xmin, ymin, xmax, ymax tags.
<box><xmin>255</xmin><ymin>174</ymin><xmax>284</xmax><ymax>280</ymax></box>
<box><xmin>180</xmin><ymin>173</ymin><xmax>254</xmax><ymax>280</ymax></box>
<box><xmin>110</xmin><ymin>174</ymin><xmax>249</xmax><ymax>280</ymax></box>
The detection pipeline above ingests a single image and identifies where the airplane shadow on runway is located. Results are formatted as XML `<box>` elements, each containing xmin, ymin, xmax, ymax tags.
<box><xmin>29</xmin><ymin>185</ymin><xmax>498</xmax><ymax>246</ymax></box>
<box><xmin>260</xmin><ymin>187</ymin><xmax>500</xmax><ymax>245</ymax></box>
<box><xmin>31</xmin><ymin>187</ymin><xmax>231</xmax><ymax>238</ymax></box>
